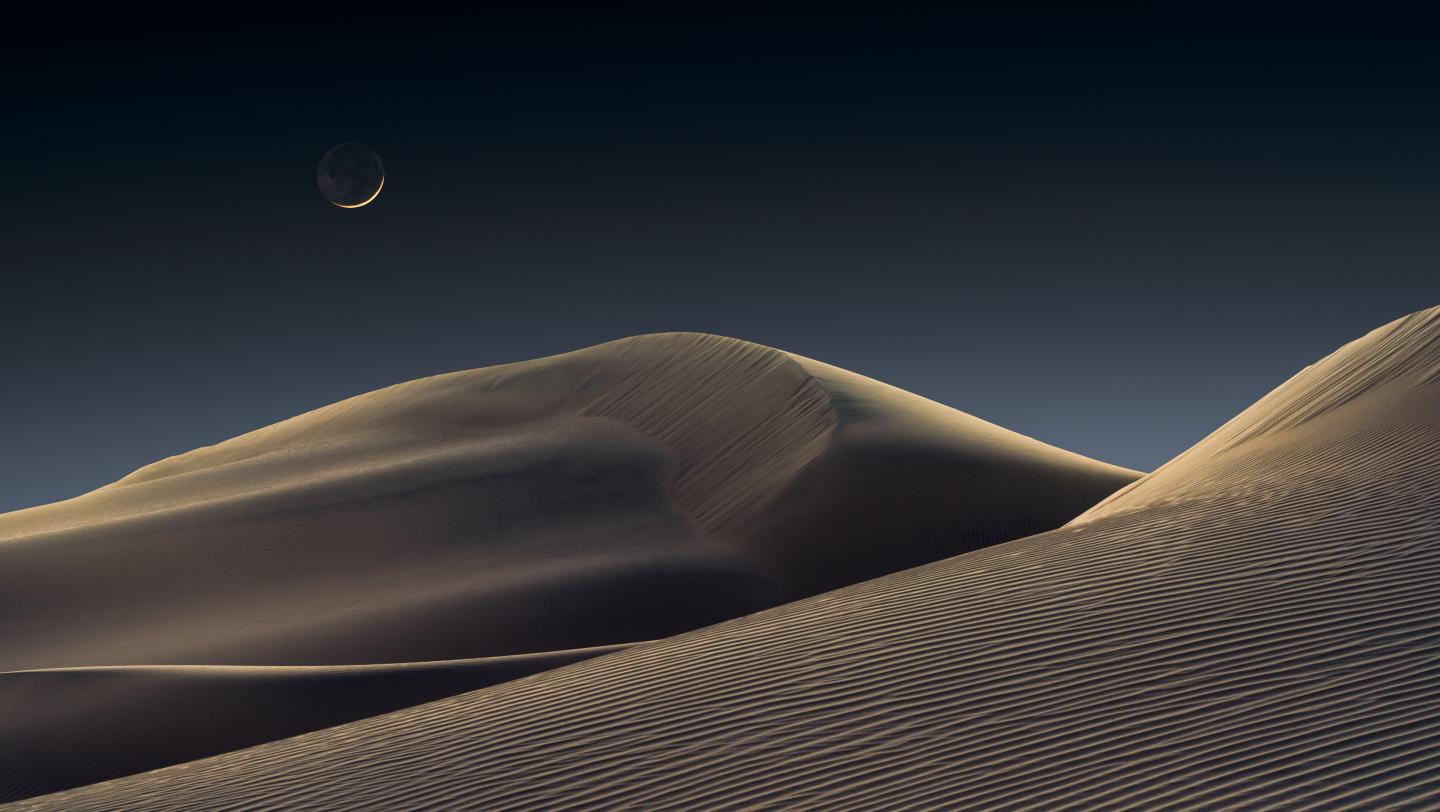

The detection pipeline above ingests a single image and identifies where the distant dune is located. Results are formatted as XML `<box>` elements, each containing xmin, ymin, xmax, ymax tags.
<box><xmin>19</xmin><ymin>307</ymin><xmax>1440</xmax><ymax>811</ymax></box>
<box><xmin>0</xmin><ymin>333</ymin><xmax>1135</xmax><ymax>803</ymax></box>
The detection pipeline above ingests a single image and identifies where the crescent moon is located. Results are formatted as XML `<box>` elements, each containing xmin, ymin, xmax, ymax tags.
<box><xmin>335</xmin><ymin>175</ymin><xmax>384</xmax><ymax>209</ymax></box>
<box><xmin>317</xmin><ymin>142</ymin><xmax>385</xmax><ymax>208</ymax></box>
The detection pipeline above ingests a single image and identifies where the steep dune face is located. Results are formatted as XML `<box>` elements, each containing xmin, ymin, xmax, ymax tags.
<box><xmin>31</xmin><ymin>306</ymin><xmax>1440</xmax><ymax>811</ymax></box>
<box><xmin>0</xmin><ymin>333</ymin><xmax>1135</xmax><ymax>673</ymax></box>
<box><xmin>0</xmin><ymin>333</ymin><xmax>1136</xmax><ymax>803</ymax></box>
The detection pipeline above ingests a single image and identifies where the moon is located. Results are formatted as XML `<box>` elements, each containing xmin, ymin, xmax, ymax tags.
<box><xmin>317</xmin><ymin>142</ymin><xmax>384</xmax><ymax>208</ymax></box>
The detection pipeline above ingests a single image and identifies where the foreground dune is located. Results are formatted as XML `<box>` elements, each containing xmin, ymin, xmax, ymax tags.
<box><xmin>17</xmin><ymin>306</ymin><xmax>1440</xmax><ymax>810</ymax></box>
<box><xmin>0</xmin><ymin>332</ymin><xmax>1136</xmax><ymax>802</ymax></box>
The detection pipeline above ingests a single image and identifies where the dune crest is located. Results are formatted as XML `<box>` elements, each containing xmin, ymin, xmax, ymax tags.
<box><xmin>581</xmin><ymin>334</ymin><xmax>837</xmax><ymax>532</ymax></box>
<box><xmin>23</xmin><ymin>307</ymin><xmax>1440</xmax><ymax>810</ymax></box>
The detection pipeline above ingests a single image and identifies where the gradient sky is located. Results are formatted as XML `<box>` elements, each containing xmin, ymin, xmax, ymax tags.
<box><xmin>5</xmin><ymin>8</ymin><xmax>1440</xmax><ymax>513</ymax></box>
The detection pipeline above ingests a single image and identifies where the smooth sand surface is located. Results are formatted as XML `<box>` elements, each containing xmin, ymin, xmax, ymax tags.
<box><xmin>0</xmin><ymin>332</ymin><xmax>1136</xmax><ymax>803</ymax></box>
<box><xmin>16</xmin><ymin>307</ymin><xmax>1440</xmax><ymax>810</ymax></box>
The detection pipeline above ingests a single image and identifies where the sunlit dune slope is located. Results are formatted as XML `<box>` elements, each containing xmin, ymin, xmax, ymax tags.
<box><xmin>26</xmin><ymin>307</ymin><xmax>1440</xmax><ymax>811</ymax></box>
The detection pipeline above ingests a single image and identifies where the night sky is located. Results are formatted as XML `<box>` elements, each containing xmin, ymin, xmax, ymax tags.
<box><xmin>5</xmin><ymin>7</ymin><xmax>1440</xmax><ymax>513</ymax></box>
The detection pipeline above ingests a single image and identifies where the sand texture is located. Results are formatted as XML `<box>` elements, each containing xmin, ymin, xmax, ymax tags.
<box><xmin>0</xmin><ymin>332</ymin><xmax>1136</xmax><ymax>803</ymax></box>
<box><xmin>12</xmin><ymin>308</ymin><xmax>1440</xmax><ymax>810</ymax></box>
<box><xmin>0</xmin><ymin>646</ymin><xmax>626</xmax><ymax>804</ymax></box>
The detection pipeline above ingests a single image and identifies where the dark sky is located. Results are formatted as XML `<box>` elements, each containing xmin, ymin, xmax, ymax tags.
<box><xmin>5</xmin><ymin>7</ymin><xmax>1440</xmax><ymax>513</ymax></box>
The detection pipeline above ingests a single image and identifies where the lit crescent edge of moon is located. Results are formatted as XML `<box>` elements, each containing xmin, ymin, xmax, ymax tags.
<box><xmin>334</xmin><ymin>174</ymin><xmax>384</xmax><ymax>209</ymax></box>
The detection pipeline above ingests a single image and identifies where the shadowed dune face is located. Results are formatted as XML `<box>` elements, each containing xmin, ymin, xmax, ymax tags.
<box><xmin>26</xmin><ymin>307</ymin><xmax>1440</xmax><ymax>811</ymax></box>
<box><xmin>0</xmin><ymin>332</ymin><xmax>1138</xmax><ymax>803</ymax></box>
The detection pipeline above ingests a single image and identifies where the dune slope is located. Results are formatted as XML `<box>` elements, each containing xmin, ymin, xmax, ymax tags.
<box><xmin>21</xmin><ymin>306</ymin><xmax>1440</xmax><ymax>810</ymax></box>
<box><xmin>0</xmin><ymin>332</ymin><xmax>1136</xmax><ymax>803</ymax></box>
<box><xmin>0</xmin><ymin>645</ymin><xmax>626</xmax><ymax>805</ymax></box>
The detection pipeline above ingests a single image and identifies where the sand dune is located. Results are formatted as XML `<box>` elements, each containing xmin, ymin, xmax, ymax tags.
<box><xmin>0</xmin><ymin>333</ymin><xmax>1134</xmax><ymax>672</ymax></box>
<box><xmin>0</xmin><ymin>332</ymin><xmax>1136</xmax><ymax>803</ymax></box>
<box><xmin>18</xmin><ymin>306</ymin><xmax>1440</xmax><ymax>810</ymax></box>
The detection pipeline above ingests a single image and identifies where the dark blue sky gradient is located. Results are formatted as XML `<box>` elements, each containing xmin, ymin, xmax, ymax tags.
<box><xmin>4</xmin><ymin>8</ymin><xmax>1440</xmax><ymax>511</ymax></box>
